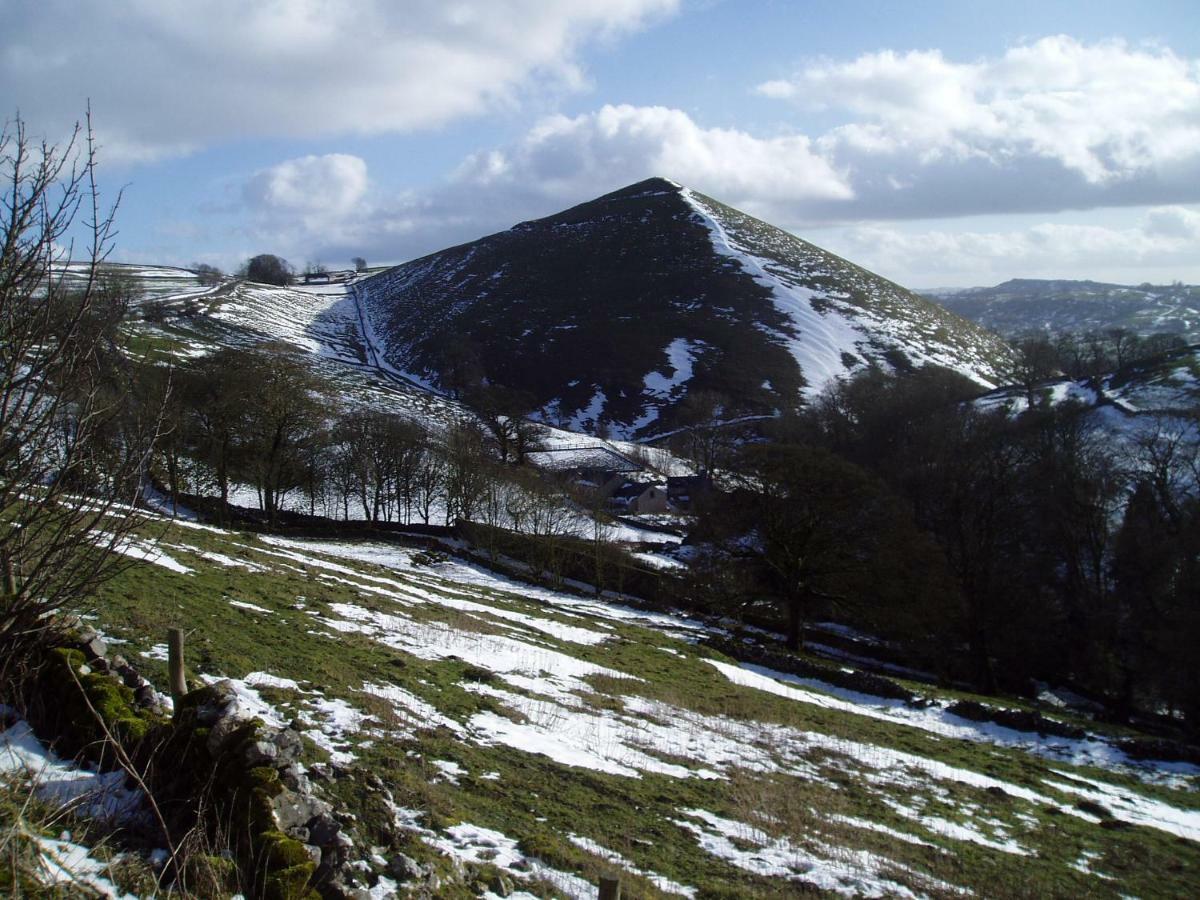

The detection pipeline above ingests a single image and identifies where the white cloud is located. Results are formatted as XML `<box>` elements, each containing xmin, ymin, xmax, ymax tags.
<box><xmin>764</xmin><ymin>36</ymin><xmax>1200</xmax><ymax>183</ymax></box>
<box><xmin>455</xmin><ymin>104</ymin><xmax>853</xmax><ymax>208</ymax></box>
<box><xmin>1143</xmin><ymin>206</ymin><xmax>1200</xmax><ymax>240</ymax></box>
<box><xmin>3</xmin><ymin>0</ymin><xmax>678</xmax><ymax>162</ymax></box>
<box><xmin>231</xmin><ymin>104</ymin><xmax>853</xmax><ymax>267</ymax></box>
<box><xmin>819</xmin><ymin>205</ymin><xmax>1200</xmax><ymax>287</ymax></box>
<box><xmin>243</xmin><ymin>154</ymin><xmax>368</xmax><ymax>219</ymax></box>
<box><xmin>757</xmin><ymin>37</ymin><xmax>1200</xmax><ymax>219</ymax></box>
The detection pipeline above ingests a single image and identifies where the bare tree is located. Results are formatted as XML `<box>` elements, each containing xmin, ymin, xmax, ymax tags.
<box><xmin>1007</xmin><ymin>332</ymin><xmax>1061</xmax><ymax>407</ymax></box>
<box><xmin>1105</xmin><ymin>328</ymin><xmax>1138</xmax><ymax>371</ymax></box>
<box><xmin>672</xmin><ymin>388</ymin><xmax>734</xmax><ymax>474</ymax></box>
<box><xmin>181</xmin><ymin>347</ymin><xmax>254</xmax><ymax>521</ymax></box>
<box><xmin>444</xmin><ymin>421</ymin><xmax>491</xmax><ymax>524</ymax></box>
<box><xmin>413</xmin><ymin>446</ymin><xmax>446</xmax><ymax>525</ymax></box>
<box><xmin>473</xmin><ymin>385</ymin><xmax>543</xmax><ymax>464</ymax></box>
<box><xmin>330</xmin><ymin>410</ymin><xmax>426</xmax><ymax>523</ymax></box>
<box><xmin>238</xmin><ymin>344</ymin><xmax>325</xmax><ymax>526</ymax></box>
<box><xmin>1</xmin><ymin>111</ymin><xmax>162</xmax><ymax>682</ymax></box>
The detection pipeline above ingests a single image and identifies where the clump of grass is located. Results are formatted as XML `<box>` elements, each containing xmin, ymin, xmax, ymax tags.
<box><xmin>0</xmin><ymin>767</ymin><xmax>159</xmax><ymax>897</ymax></box>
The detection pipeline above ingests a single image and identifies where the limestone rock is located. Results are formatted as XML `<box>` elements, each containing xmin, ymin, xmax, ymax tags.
<box><xmin>279</xmin><ymin>762</ymin><xmax>311</xmax><ymax>793</ymax></box>
<box><xmin>271</xmin><ymin>727</ymin><xmax>302</xmax><ymax>766</ymax></box>
<box><xmin>271</xmin><ymin>789</ymin><xmax>331</xmax><ymax>834</ymax></box>
<box><xmin>191</xmin><ymin>679</ymin><xmax>238</xmax><ymax>726</ymax></box>
<box><xmin>242</xmin><ymin>739</ymin><xmax>278</xmax><ymax>767</ymax></box>
<box><xmin>205</xmin><ymin>710</ymin><xmax>248</xmax><ymax>756</ymax></box>
<box><xmin>386</xmin><ymin>852</ymin><xmax>427</xmax><ymax>882</ymax></box>
<box><xmin>82</xmin><ymin>636</ymin><xmax>108</xmax><ymax>660</ymax></box>
<box><xmin>307</xmin><ymin>812</ymin><xmax>342</xmax><ymax>847</ymax></box>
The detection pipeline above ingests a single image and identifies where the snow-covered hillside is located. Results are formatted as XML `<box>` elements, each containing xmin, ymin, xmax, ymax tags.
<box><xmin>59</xmin><ymin>261</ymin><xmax>212</xmax><ymax>302</ymax></box>
<box><xmin>37</xmin><ymin>508</ymin><xmax>1200</xmax><ymax>897</ymax></box>
<box><xmin>357</xmin><ymin>178</ymin><xmax>1016</xmax><ymax>439</ymax></box>
<box><xmin>680</xmin><ymin>187</ymin><xmax>1013</xmax><ymax>397</ymax></box>
<box><xmin>932</xmin><ymin>278</ymin><xmax>1200</xmax><ymax>341</ymax></box>
<box><xmin>976</xmin><ymin>344</ymin><xmax>1200</xmax><ymax>426</ymax></box>
<box><xmin>125</xmin><ymin>273</ymin><xmax>692</xmax><ymax>479</ymax></box>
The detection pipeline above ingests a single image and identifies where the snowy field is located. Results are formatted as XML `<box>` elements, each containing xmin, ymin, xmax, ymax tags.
<box><xmin>44</xmin><ymin>506</ymin><xmax>1200</xmax><ymax>897</ymax></box>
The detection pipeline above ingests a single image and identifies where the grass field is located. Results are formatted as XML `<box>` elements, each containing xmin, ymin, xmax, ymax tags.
<box><xmin>58</xmin><ymin>511</ymin><xmax>1200</xmax><ymax>898</ymax></box>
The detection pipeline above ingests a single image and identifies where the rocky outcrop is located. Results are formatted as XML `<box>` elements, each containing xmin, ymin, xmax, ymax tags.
<box><xmin>946</xmin><ymin>699</ymin><xmax>1086</xmax><ymax>740</ymax></box>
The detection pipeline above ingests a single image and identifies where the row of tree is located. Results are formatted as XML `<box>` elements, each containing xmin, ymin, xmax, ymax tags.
<box><xmin>145</xmin><ymin>346</ymin><xmax>609</xmax><ymax>575</ymax></box>
<box><xmin>1010</xmin><ymin>327</ymin><xmax>1188</xmax><ymax>384</ymax></box>
<box><xmin>686</xmin><ymin>364</ymin><xmax>1199</xmax><ymax>734</ymax></box>
<box><xmin>185</xmin><ymin>254</ymin><xmax>372</xmax><ymax>288</ymax></box>
<box><xmin>229</xmin><ymin>254</ymin><xmax>369</xmax><ymax>286</ymax></box>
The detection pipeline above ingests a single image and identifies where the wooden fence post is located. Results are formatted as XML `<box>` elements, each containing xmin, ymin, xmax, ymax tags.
<box><xmin>599</xmin><ymin>875</ymin><xmax>621</xmax><ymax>900</ymax></box>
<box><xmin>167</xmin><ymin>627</ymin><xmax>187</xmax><ymax>708</ymax></box>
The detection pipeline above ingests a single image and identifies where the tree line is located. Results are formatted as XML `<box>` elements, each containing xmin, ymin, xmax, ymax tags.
<box><xmin>144</xmin><ymin>343</ymin><xmax>635</xmax><ymax>593</ymax></box>
<box><xmin>180</xmin><ymin>254</ymin><xmax>371</xmax><ymax>290</ymax></box>
<box><xmin>1010</xmin><ymin>327</ymin><xmax>1188</xmax><ymax>385</ymax></box>
<box><xmin>685</xmin><ymin>363</ymin><xmax>1199</xmax><ymax>736</ymax></box>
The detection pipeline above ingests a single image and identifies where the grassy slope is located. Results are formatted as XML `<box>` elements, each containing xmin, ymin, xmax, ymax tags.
<box><xmin>76</xmin><ymin>515</ymin><xmax>1200</xmax><ymax>899</ymax></box>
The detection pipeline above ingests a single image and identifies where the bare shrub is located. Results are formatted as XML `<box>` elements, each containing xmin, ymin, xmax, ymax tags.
<box><xmin>0</xmin><ymin>110</ymin><xmax>162</xmax><ymax>687</ymax></box>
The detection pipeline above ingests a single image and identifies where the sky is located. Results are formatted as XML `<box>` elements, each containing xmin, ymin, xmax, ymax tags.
<box><xmin>4</xmin><ymin>0</ymin><xmax>1199</xmax><ymax>288</ymax></box>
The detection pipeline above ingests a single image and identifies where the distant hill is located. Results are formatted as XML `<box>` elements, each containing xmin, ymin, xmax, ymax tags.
<box><xmin>927</xmin><ymin>279</ymin><xmax>1200</xmax><ymax>341</ymax></box>
<box><xmin>357</xmin><ymin>178</ymin><xmax>1015</xmax><ymax>439</ymax></box>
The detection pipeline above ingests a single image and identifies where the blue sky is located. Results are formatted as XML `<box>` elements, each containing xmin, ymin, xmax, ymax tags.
<box><xmin>5</xmin><ymin>0</ymin><xmax>1199</xmax><ymax>287</ymax></box>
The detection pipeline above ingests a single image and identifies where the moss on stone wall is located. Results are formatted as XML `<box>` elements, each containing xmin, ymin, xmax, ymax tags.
<box><xmin>32</xmin><ymin>646</ymin><xmax>164</xmax><ymax>763</ymax></box>
<box><xmin>27</xmin><ymin>643</ymin><xmax>323</xmax><ymax>899</ymax></box>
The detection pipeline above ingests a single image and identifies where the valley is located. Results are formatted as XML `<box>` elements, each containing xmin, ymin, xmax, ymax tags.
<box><xmin>7</xmin><ymin>7</ymin><xmax>1200</xmax><ymax>898</ymax></box>
<box><xmin>4</xmin><ymin>185</ymin><xmax>1199</xmax><ymax>900</ymax></box>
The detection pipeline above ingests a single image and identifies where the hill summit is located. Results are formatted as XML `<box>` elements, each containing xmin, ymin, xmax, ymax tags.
<box><xmin>357</xmin><ymin>178</ymin><xmax>1014</xmax><ymax>437</ymax></box>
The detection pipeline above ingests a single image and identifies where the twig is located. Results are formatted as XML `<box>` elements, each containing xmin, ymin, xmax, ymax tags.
<box><xmin>64</xmin><ymin>662</ymin><xmax>178</xmax><ymax>882</ymax></box>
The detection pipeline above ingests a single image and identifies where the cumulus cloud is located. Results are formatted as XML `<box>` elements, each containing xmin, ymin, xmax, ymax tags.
<box><xmin>243</xmin><ymin>154</ymin><xmax>368</xmax><ymax>219</ymax></box>
<box><xmin>236</xmin><ymin>154</ymin><xmax>384</xmax><ymax>266</ymax></box>
<box><xmin>819</xmin><ymin>205</ymin><xmax>1200</xmax><ymax>287</ymax></box>
<box><xmin>1143</xmin><ymin>205</ymin><xmax>1200</xmax><ymax>240</ymax></box>
<box><xmin>454</xmin><ymin>104</ymin><xmax>853</xmax><ymax>209</ymax></box>
<box><xmin>758</xmin><ymin>36</ymin><xmax>1200</xmax><ymax>219</ymax></box>
<box><xmin>3</xmin><ymin>0</ymin><xmax>677</xmax><ymax>161</ymax></box>
<box><xmin>232</xmin><ymin>104</ymin><xmax>855</xmax><ymax>267</ymax></box>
